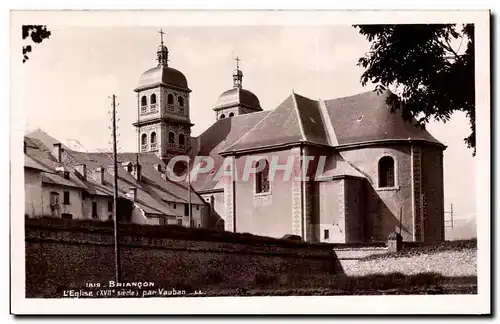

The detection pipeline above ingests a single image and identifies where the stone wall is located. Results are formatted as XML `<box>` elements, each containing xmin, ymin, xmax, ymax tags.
<box><xmin>25</xmin><ymin>218</ymin><xmax>338</xmax><ymax>298</ymax></box>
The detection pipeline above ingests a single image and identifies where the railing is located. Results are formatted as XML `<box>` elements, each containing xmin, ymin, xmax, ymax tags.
<box><xmin>150</xmin><ymin>143</ymin><xmax>158</xmax><ymax>151</ymax></box>
<box><xmin>167</xmin><ymin>104</ymin><xmax>175</xmax><ymax>112</ymax></box>
<box><xmin>141</xmin><ymin>144</ymin><xmax>149</xmax><ymax>152</ymax></box>
<box><xmin>167</xmin><ymin>143</ymin><xmax>186</xmax><ymax>152</ymax></box>
<box><xmin>140</xmin><ymin>106</ymin><xmax>147</xmax><ymax>114</ymax></box>
<box><xmin>150</xmin><ymin>103</ymin><xmax>158</xmax><ymax>113</ymax></box>
<box><xmin>178</xmin><ymin>107</ymin><xmax>185</xmax><ymax>114</ymax></box>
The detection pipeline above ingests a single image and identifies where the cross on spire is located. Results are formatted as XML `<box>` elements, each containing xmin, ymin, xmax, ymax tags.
<box><xmin>158</xmin><ymin>28</ymin><xmax>165</xmax><ymax>45</ymax></box>
<box><xmin>235</xmin><ymin>56</ymin><xmax>241</xmax><ymax>69</ymax></box>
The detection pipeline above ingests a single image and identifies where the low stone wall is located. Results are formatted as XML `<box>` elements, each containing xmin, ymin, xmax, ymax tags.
<box><xmin>25</xmin><ymin>218</ymin><xmax>339</xmax><ymax>298</ymax></box>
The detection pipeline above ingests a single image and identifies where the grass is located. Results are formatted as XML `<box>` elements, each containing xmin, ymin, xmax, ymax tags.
<box><xmin>360</xmin><ymin>239</ymin><xmax>477</xmax><ymax>261</ymax></box>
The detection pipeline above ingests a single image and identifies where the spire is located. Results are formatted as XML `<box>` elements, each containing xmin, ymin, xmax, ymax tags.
<box><xmin>157</xmin><ymin>28</ymin><xmax>169</xmax><ymax>66</ymax></box>
<box><xmin>233</xmin><ymin>55</ymin><xmax>243</xmax><ymax>88</ymax></box>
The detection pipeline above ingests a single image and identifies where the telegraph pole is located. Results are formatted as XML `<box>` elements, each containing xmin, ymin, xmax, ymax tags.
<box><xmin>111</xmin><ymin>94</ymin><xmax>121</xmax><ymax>283</ymax></box>
<box><xmin>188</xmin><ymin>157</ymin><xmax>192</xmax><ymax>227</ymax></box>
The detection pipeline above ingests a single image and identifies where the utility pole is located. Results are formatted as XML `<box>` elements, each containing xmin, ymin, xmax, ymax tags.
<box><xmin>111</xmin><ymin>94</ymin><xmax>121</xmax><ymax>283</ymax></box>
<box><xmin>188</xmin><ymin>157</ymin><xmax>192</xmax><ymax>227</ymax></box>
<box><xmin>444</xmin><ymin>202</ymin><xmax>454</xmax><ymax>229</ymax></box>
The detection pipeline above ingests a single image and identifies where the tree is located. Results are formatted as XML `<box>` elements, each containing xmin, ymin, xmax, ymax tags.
<box><xmin>22</xmin><ymin>25</ymin><xmax>51</xmax><ymax>63</ymax></box>
<box><xmin>354</xmin><ymin>24</ymin><xmax>475</xmax><ymax>155</ymax></box>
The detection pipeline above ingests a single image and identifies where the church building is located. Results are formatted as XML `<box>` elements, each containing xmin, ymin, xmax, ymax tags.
<box><xmin>24</xmin><ymin>31</ymin><xmax>446</xmax><ymax>244</ymax></box>
<box><xmin>130</xmin><ymin>32</ymin><xmax>446</xmax><ymax>244</ymax></box>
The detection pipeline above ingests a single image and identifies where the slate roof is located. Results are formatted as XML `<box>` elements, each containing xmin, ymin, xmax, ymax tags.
<box><xmin>190</xmin><ymin>111</ymin><xmax>270</xmax><ymax>192</ymax></box>
<box><xmin>24</xmin><ymin>132</ymin><xmax>204</xmax><ymax>218</ymax></box>
<box><xmin>324</xmin><ymin>90</ymin><xmax>443</xmax><ymax>147</ymax></box>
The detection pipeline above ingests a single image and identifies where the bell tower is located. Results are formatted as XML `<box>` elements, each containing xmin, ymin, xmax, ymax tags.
<box><xmin>133</xmin><ymin>29</ymin><xmax>193</xmax><ymax>161</ymax></box>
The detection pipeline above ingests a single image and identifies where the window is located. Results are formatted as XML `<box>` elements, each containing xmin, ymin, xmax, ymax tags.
<box><xmin>178</xmin><ymin>96</ymin><xmax>184</xmax><ymax>107</ymax></box>
<box><xmin>61</xmin><ymin>213</ymin><xmax>73</xmax><ymax>220</ymax></box>
<box><xmin>229</xmin><ymin>112</ymin><xmax>234</xmax><ymax>117</ymax></box>
<box><xmin>220</xmin><ymin>114</ymin><xmax>226</xmax><ymax>119</ymax></box>
<box><xmin>63</xmin><ymin>191</ymin><xmax>70</xmax><ymax>205</ymax></box>
<box><xmin>324</xmin><ymin>229</ymin><xmax>329</xmax><ymax>240</ymax></box>
<box><xmin>255</xmin><ymin>159</ymin><xmax>270</xmax><ymax>194</ymax></box>
<box><xmin>178</xmin><ymin>134</ymin><xmax>185</xmax><ymax>146</ymax></box>
<box><xmin>378</xmin><ymin>156</ymin><xmax>395</xmax><ymax>188</ymax></box>
<box><xmin>168</xmin><ymin>132</ymin><xmax>175</xmax><ymax>143</ymax></box>
<box><xmin>173</xmin><ymin>203</ymin><xmax>176</xmax><ymax>209</ymax></box>
<box><xmin>196</xmin><ymin>205</ymin><xmax>199</xmax><ymax>211</ymax></box>
<box><xmin>150</xmin><ymin>132</ymin><xmax>157</xmax><ymax>144</ymax></box>
<box><xmin>92</xmin><ymin>202</ymin><xmax>98</xmax><ymax>219</ymax></box>
<box><xmin>50</xmin><ymin>192</ymin><xmax>59</xmax><ymax>205</ymax></box>
<box><xmin>167</xmin><ymin>94</ymin><xmax>174</xmax><ymax>105</ymax></box>
<box><xmin>150</xmin><ymin>93</ymin><xmax>157</xmax><ymax>105</ymax></box>
<box><xmin>177</xmin><ymin>218</ymin><xmax>182</xmax><ymax>225</ymax></box>
<box><xmin>184</xmin><ymin>204</ymin><xmax>189</xmax><ymax>216</ymax></box>
<box><xmin>141</xmin><ymin>96</ymin><xmax>147</xmax><ymax>107</ymax></box>
<box><xmin>141</xmin><ymin>134</ymin><xmax>147</xmax><ymax>145</ymax></box>
<box><xmin>108</xmin><ymin>199</ymin><xmax>113</xmax><ymax>212</ymax></box>
<box><xmin>63</xmin><ymin>172</ymin><xmax>70</xmax><ymax>179</ymax></box>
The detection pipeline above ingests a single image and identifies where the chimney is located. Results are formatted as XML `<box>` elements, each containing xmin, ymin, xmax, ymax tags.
<box><xmin>132</xmin><ymin>163</ymin><xmax>142</xmax><ymax>181</ymax></box>
<box><xmin>126</xmin><ymin>187</ymin><xmax>137</xmax><ymax>201</ymax></box>
<box><xmin>53</xmin><ymin>143</ymin><xmax>62</xmax><ymax>162</ymax></box>
<box><xmin>75</xmin><ymin>164</ymin><xmax>87</xmax><ymax>180</ymax></box>
<box><xmin>96</xmin><ymin>167</ymin><xmax>105</xmax><ymax>185</ymax></box>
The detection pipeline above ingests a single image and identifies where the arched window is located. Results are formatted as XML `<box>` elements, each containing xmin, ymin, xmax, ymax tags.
<box><xmin>220</xmin><ymin>114</ymin><xmax>226</xmax><ymax>119</ymax></box>
<box><xmin>141</xmin><ymin>133</ymin><xmax>147</xmax><ymax>145</ymax></box>
<box><xmin>378</xmin><ymin>156</ymin><xmax>395</xmax><ymax>188</ymax></box>
<box><xmin>178</xmin><ymin>96</ymin><xmax>184</xmax><ymax>107</ymax></box>
<box><xmin>167</xmin><ymin>94</ymin><xmax>174</xmax><ymax>105</ymax></box>
<box><xmin>255</xmin><ymin>159</ymin><xmax>270</xmax><ymax>194</ymax></box>
<box><xmin>229</xmin><ymin>112</ymin><xmax>234</xmax><ymax>117</ymax></box>
<box><xmin>141</xmin><ymin>96</ymin><xmax>147</xmax><ymax>107</ymax></box>
<box><xmin>179</xmin><ymin>134</ymin><xmax>185</xmax><ymax>146</ymax></box>
<box><xmin>168</xmin><ymin>132</ymin><xmax>175</xmax><ymax>143</ymax></box>
<box><xmin>150</xmin><ymin>93</ymin><xmax>157</xmax><ymax>105</ymax></box>
<box><xmin>150</xmin><ymin>132</ymin><xmax>157</xmax><ymax>144</ymax></box>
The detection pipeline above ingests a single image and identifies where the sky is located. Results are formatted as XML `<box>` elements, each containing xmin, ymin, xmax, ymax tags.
<box><xmin>20</xmin><ymin>25</ymin><xmax>477</xmax><ymax>232</ymax></box>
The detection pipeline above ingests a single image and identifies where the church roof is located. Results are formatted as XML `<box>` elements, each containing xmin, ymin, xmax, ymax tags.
<box><xmin>190</xmin><ymin>111</ymin><xmax>270</xmax><ymax>192</ymax></box>
<box><xmin>213</xmin><ymin>87</ymin><xmax>262</xmax><ymax>112</ymax></box>
<box><xmin>220</xmin><ymin>92</ymin><xmax>331</xmax><ymax>154</ymax></box>
<box><xmin>219</xmin><ymin>90</ymin><xmax>444</xmax><ymax>155</ymax></box>
<box><xmin>135</xmin><ymin>65</ymin><xmax>189</xmax><ymax>92</ymax></box>
<box><xmin>324</xmin><ymin>90</ymin><xmax>444</xmax><ymax>147</ymax></box>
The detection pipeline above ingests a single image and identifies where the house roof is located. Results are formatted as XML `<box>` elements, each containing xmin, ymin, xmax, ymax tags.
<box><xmin>24</xmin><ymin>132</ymin><xmax>203</xmax><ymax>218</ymax></box>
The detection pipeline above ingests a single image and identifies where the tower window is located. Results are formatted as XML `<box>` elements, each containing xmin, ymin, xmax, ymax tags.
<box><xmin>220</xmin><ymin>114</ymin><xmax>226</xmax><ymax>119</ymax></box>
<box><xmin>168</xmin><ymin>132</ymin><xmax>175</xmax><ymax>143</ymax></box>
<box><xmin>229</xmin><ymin>112</ymin><xmax>234</xmax><ymax>117</ymax></box>
<box><xmin>178</xmin><ymin>134</ymin><xmax>185</xmax><ymax>146</ymax></box>
<box><xmin>150</xmin><ymin>93</ymin><xmax>157</xmax><ymax>105</ymax></box>
<box><xmin>378</xmin><ymin>156</ymin><xmax>395</xmax><ymax>188</ymax></box>
<box><xmin>167</xmin><ymin>94</ymin><xmax>174</xmax><ymax>105</ymax></box>
<box><xmin>141</xmin><ymin>96</ymin><xmax>147</xmax><ymax>107</ymax></box>
<box><xmin>141</xmin><ymin>133</ymin><xmax>148</xmax><ymax>151</ymax></box>
<box><xmin>150</xmin><ymin>132</ymin><xmax>157</xmax><ymax>150</ymax></box>
<box><xmin>178</xmin><ymin>96</ymin><xmax>184</xmax><ymax>107</ymax></box>
<box><xmin>255</xmin><ymin>159</ymin><xmax>270</xmax><ymax>194</ymax></box>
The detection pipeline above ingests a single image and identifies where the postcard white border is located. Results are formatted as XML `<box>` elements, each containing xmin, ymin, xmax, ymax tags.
<box><xmin>10</xmin><ymin>9</ymin><xmax>491</xmax><ymax>315</ymax></box>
